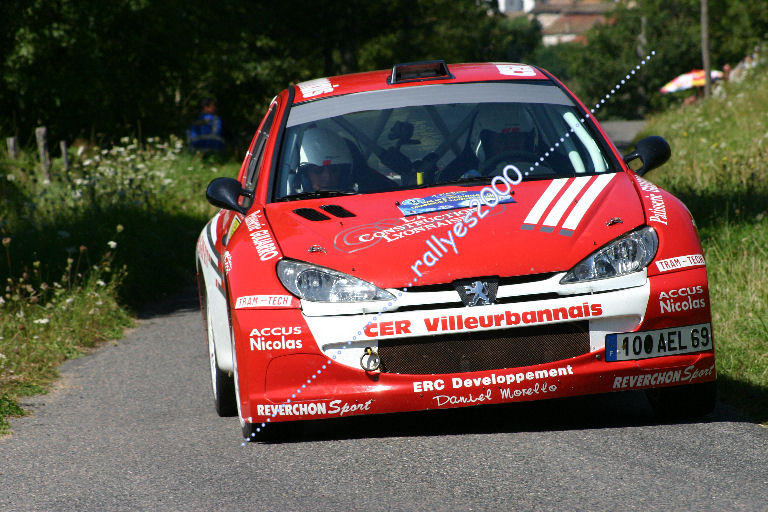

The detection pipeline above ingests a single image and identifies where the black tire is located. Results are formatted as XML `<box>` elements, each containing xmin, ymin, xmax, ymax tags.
<box><xmin>199</xmin><ymin>268</ymin><xmax>237</xmax><ymax>417</ymax></box>
<box><xmin>645</xmin><ymin>380</ymin><xmax>717</xmax><ymax>420</ymax></box>
<box><xmin>210</xmin><ymin>345</ymin><xmax>237</xmax><ymax>417</ymax></box>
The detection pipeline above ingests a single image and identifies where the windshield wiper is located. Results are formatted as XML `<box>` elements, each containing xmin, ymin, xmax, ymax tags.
<box><xmin>436</xmin><ymin>175</ymin><xmax>493</xmax><ymax>186</ymax></box>
<box><xmin>277</xmin><ymin>190</ymin><xmax>357</xmax><ymax>202</ymax></box>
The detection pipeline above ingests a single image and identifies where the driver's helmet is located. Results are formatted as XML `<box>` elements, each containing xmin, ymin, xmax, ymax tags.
<box><xmin>471</xmin><ymin>103</ymin><xmax>536</xmax><ymax>162</ymax></box>
<box><xmin>297</xmin><ymin>127</ymin><xmax>353</xmax><ymax>192</ymax></box>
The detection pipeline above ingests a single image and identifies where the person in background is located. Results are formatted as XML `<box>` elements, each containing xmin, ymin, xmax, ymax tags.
<box><xmin>713</xmin><ymin>64</ymin><xmax>731</xmax><ymax>98</ymax></box>
<box><xmin>188</xmin><ymin>98</ymin><xmax>225</xmax><ymax>153</ymax></box>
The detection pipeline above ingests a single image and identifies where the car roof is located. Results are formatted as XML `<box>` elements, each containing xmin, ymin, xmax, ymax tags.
<box><xmin>292</xmin><ymin>62</ymin><xmax>552</xmax><ymax>104</ymax></box>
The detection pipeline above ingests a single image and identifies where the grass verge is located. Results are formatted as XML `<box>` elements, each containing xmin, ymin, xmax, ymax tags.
<box><xmin>0</xmin><ymin>137</ymin><xmax>237</xmax><ymax>433</ymax></box>
<box><xmin>639</xmin><ymin>65</ymin><xmax>768</xmax><ymax>425</ymax></box>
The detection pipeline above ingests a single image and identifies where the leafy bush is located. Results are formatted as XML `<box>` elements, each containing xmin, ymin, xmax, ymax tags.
<box><xmin>0</xmin><ymin>137</ymin><xmax>237</xmax><ymax>432</ymax></box>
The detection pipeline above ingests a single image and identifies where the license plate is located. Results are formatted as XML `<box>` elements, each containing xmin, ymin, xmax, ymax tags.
<box><xmin>605</xmin><ymin>323</ymin><xmax>712</xmax><ymax>362</ymax></box>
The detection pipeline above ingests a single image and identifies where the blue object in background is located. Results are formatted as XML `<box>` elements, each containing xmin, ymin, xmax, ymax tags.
<box><xmin>188</xmin><ymin>107</ymin><xmax>224</xmax><ymax>152</ymax></box>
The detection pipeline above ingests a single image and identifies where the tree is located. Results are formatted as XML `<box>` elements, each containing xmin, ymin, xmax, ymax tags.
<box><xmin>559</xmin><ymin>0</ymin><xmax>768</xmax><ymax>119</ymax></box>
<box><xmin>490</xmin><ymin>15</ymin><xmax>542</xmax><ymax>63</ymax></box>
<box><xmin>0</xmin><ymin>0</ymin><xmax>508</xmax><ymax>144</ymax></box>
<box><xmin>564</xmin><ymin>0</ymin><xmax>703</xmax><ymax>119</ymax></box>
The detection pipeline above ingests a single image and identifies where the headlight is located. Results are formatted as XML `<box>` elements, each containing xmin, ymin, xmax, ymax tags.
<box><xmin>277</xmin><ymin>259</ymin><xmax>395</xmax><ymax>302</ymax></box>
<box><xmin>560</xmin><ymin>226</ymin><xmax>658</xmax><ymax>284</ymax></box>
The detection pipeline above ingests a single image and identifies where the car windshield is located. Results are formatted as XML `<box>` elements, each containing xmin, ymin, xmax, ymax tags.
<box><xmin>274</xmin><ymin>82</ymin><xmax>614</xmax><ymax>200</ymax></box>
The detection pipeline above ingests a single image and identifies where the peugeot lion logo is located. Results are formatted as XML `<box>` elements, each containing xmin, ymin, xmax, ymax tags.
<box><xmin>463</xmin><ymin>281</ymin><xmax>491</xmax><ymax>306</ymax></box>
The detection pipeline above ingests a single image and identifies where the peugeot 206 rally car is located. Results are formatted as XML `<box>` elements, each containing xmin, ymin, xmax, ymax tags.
<box><xmin>196</xmin><ymin>61</ymin><xmax>716</xmax><ymax>439</ymax></box>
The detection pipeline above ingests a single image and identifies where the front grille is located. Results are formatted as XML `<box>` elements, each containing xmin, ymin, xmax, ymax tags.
<box><xmin>405</xmin><ymin>273</ymin><xmax>559</xmax><ymax>293</ymax></box>
<box><xmin>378</xmin><ymin>321</ymin><xmax>589</xmax><ymax>374</ymax></box>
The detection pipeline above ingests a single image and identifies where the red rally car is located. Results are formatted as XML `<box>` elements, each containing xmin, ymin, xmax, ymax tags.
<box><xmin>196</xmin><ymin>61</ymin><xmax>716</xmax><ymax>439</ymax></box>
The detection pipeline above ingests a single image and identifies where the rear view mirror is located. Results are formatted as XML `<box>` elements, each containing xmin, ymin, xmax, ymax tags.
<box><xmin>623</xmin><ymin>136</ymin><xmax>671</xmax><ymax>176</ymax></box>
<box><xmin>206</xmin><ymin>177</ymin><xmax>250</xmax><ymax>214</ymax></box>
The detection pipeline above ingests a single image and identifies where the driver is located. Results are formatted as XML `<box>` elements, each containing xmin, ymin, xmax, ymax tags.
<box><xmin>472</xmin><ymin>103</ymin><xmax>536</xmax><ymax>163</ymax></box>
<box><xmin>297</xmin><ymin>127</ymin><xmax>354</xmax><ymax>192</ymax></box>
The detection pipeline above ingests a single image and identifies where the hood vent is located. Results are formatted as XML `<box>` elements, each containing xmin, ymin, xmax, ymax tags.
<box><xmin>320</xmin><ymin>204</ymin><xmax>356</xmax><ymax>218</ymax></box>
<box><xmin>293</xmin><ymin>205</ymin><xmax>356</xmax><ymax>221</ymax></box>
<box><xmin>293</xmin><ymin>208</ymin><xmax>331</xmax><ymax>221</ymax></box>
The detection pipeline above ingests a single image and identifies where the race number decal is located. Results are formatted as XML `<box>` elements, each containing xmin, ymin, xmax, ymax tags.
<box><xmin>496</xmin><ymin>64</ymin><xmax>537</xmax><ymax>77</ymax></box>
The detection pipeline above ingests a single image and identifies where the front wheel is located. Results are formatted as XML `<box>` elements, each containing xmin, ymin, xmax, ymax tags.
<box><xmin>200</xmin><ymin>272</ymin><xmax>236</xmax><ymax>417</ymax></box>
<box><xmin>209</xmin><ymin>335</ymin><xmax>237</xmax><ymax>417</ymax></box>
<box><xmin>645</xmin><ymin>380</ymin><xmax>717</xmax><ymax>420</ymax></box>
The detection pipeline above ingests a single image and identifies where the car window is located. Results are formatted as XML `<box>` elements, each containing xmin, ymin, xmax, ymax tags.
<box><xmin>275</xmin><ymin>82</ymin><xmax>613</xmax><ymax>200</ymax></box>
<box><xmin>244</xmin><ymin>103</ymin><xmax>278</xmax><ymax>191</ymax></box>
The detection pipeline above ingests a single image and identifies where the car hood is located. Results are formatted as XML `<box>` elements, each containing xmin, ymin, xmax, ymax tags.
<box><xmin>264</xmin><ymin>172</ymin><xmax>645</xmax><ymax>288</ymax></box>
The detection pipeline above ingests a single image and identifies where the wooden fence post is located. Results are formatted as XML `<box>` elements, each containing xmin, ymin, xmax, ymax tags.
<box><xmin>35</xmin><ymin>126</ymin><xmax>52</xmax><ymax>181</ymax></box>
<box><xmin>6</xmin><ymin>137</ymin><xmax>19</xmax><ymax>159</ymax></box>
<box><xmin>60</xmin><ymin>140</ymin><xmax>69</xmax><ymax>173</ymax></box>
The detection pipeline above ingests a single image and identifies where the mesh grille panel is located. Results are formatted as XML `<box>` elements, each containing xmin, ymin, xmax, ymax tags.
<box><xmin>378</xmin><ymin>322</ymin><xmax>589</xmax><ymax>374</ymax></box>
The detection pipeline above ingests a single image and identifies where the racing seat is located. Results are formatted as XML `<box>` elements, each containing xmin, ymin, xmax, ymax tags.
<box><xmin>439</xmin><ymin>104</ymin><xmax>539</xmax><ymax>181</ymax></box>
<box><xmin>345</xmin><ymin>140</ymin><xmax>399</xmax><ymax>192</ymax></box>
<box><xmin>472</xmin><ymin>103</ymin><xmax>538</xmax><ymax>168</ymax></box>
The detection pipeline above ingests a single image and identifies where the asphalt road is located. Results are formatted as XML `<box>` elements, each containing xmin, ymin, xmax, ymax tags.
<box><xmin>1</xmin><ymin>289</ymin><xmax>767</xmax><ymax>512</ymax></box>
<box><xmin>601</xmin><ymin>119</ymin><xmax>647</xmax><ymax>152</ymax></box>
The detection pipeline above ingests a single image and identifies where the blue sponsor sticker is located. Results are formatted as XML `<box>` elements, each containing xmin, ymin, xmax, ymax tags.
<box><xmin>605</xmin><ymin>333</ymin><xmax>619</xmax><ymax>362</ymax></box>
<box><xmin>397</xmin><ymin>190</ymin><xmax>515</xmax><ymax>216</ymax></box>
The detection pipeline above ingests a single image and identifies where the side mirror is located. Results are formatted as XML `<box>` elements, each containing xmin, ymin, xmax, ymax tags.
<box><xmin>623</xmin><ymin>135</ymin><xmax>671</xmax><ymax>176</ymax></box>
<box><xmin>206</xmin><ymin>177</ymin><xmax>251</xmax><ymax>214</ymax></box>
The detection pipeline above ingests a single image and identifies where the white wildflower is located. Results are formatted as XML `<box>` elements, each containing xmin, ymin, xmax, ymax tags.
<box><xmin>34</xmin><ymin>318</ymin><xmax>50</xmax><ymax>324</ymax></box>
<box><xmin>96</xmin><ymin>280</ymin><xmax>106</xmax><ymax>287</ymax></box>
<box><xmin>107</xmin><ymin>240</ymin><xmax>117</xmax><ymax>249</ymax></box>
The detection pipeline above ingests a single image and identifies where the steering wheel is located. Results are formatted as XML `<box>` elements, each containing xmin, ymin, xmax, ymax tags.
<box><xmin>479</xmin><ymin>150</ymin><xmax>540</xmax><ymax>174</ymax></box>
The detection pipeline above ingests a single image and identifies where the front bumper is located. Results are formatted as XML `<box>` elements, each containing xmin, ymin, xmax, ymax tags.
<box><xmin>246</xmin><ymin>351</ymin><xmax>715</xmax><ymax>421</ymax></box>
<box><xmin>233</xmin><ymin>267</ymin><xmax>715</xmax><ymax>424</ymax></box>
